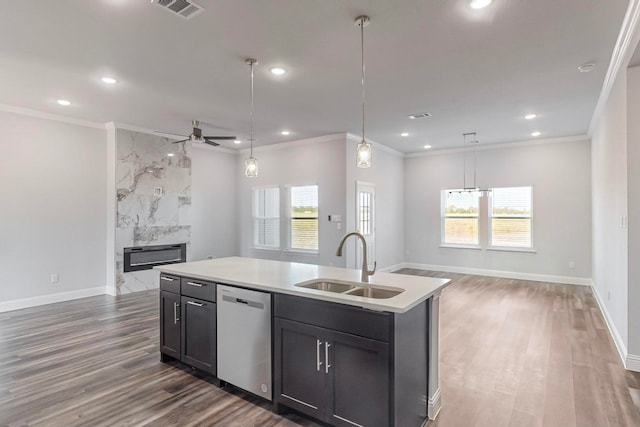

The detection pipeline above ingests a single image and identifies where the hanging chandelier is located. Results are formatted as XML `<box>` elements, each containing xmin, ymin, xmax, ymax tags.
<box><xmin>245</xmin><ymin>58</ymin><xmax>258</xmax><ymax>177</ymax></box>
<box><xmin>451</xmin><ymin>132</ymin><xmax>491</xmax><ymax>196</ymax></box>
<box><xmin>355</xmin><ymin>15</ymin><xmax>372</xmax><ymax>168</ymax></box>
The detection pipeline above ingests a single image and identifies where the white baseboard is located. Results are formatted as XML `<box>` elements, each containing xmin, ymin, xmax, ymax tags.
<box><xmin>427</xmin><ymin>388</ymin><xmax>442</xmax><ymax>420</ymax></box>
<box><xmin>626</xmin><ymin>354</ymin><xmax>640</xmax><ymax>372</ymax></box>
<box><xmin>0</xmin><ymin>287</ymin><xmax>106</xmax><ymax>313</ymax></box>
<box><xmin>399</xmin><ymin>262</ymin><xmax>592</xmax><ymax>286</ymax></box>
<box><xmin>590</xmin><ymin>280</ymin><xmax>629</xmax><ymax>369</ymax></box>
<box><xmin>105</xmin><ymin>286</ymin><xmax>117</xmax><ymax>297</ymax></box>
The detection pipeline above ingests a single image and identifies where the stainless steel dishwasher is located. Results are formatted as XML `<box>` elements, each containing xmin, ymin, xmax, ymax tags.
<box><xmin>217</xmin><ymin>284</ymin><xmax>272</xmax><ymax>401</ymax></box>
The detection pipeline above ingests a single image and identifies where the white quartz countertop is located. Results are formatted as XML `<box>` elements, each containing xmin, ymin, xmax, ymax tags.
<box><xmin>154</xmin><ymin>257</ymin><xmax>450</xmax><ymax>313</ymax></box>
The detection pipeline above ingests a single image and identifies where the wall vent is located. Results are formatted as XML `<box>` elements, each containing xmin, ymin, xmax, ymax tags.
<box><xmin>153</xmin><ymin>0</ymin><xmax>204</xmax><ymax>20</ymax></box>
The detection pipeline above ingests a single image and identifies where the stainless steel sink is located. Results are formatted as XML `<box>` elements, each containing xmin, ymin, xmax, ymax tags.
<box><xmin>295</xmin><ymin>279</ymin><xmax>404</xmax><ymax>299</ymax></box>
<box><xmin>344</xmin><ymin>287</ymin><xmax>403</xmax><ymax>299</ymax></box>
<box><xmin>296</xmin><ymin>281</ymin><xmax>358</xmax><ymax>293</ymax></box>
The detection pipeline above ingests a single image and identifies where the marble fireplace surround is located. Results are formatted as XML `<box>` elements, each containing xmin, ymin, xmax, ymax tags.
<box><xmin>108</xmin><ymin>126</ymin><xmax>192</xmax><ymax>295</ymax></box>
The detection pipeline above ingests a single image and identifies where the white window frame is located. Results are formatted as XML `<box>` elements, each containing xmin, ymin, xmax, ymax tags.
<box><xmin>286</xmin><ymin>184</ymin><xmax>319</xmax><ymax>254</ymax></box>
<box><xmin>252</xmin><ymin>186</ymin><xmax>281</xmax><ymax>251</ymax></box>
<box><xmin>440</xmin><ymin>189</ymin><xmax>481</xmax><ymax>248</ymax></box>
<box><xmin>488</xmin><ymin>186</ymin><xmax>534</xmax><ymax>250</ymax></box>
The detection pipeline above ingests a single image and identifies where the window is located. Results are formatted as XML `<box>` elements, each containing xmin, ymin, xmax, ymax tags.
<box><xmin>490</xmin><ymin>186</ymin><xmax>532</xmax><ymax>248</ymax></box>
<box><xmin>253</xmin><ymin>187</ymin><xmax>280</xmax><ymax>249</ymax></box>
<box><xmin>359</xmin><ymin>191</ymin><xmax>373</xmax><ymax>236</ymax></box>
<box><xmin>289</xmin><ymin>185</ymin><xmax>318</xmax><ymax>251</ymax></box>
<box><xmin>442</xmin><ymin>190</ymin><xmax>480</xmax><ymax>246</ymax></box>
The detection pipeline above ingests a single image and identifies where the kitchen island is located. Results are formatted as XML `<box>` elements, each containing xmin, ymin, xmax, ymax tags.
<box><xmin>155</xmin><ymin>257</ymin><xmax>450</xmax><ymax>426</ymax></box>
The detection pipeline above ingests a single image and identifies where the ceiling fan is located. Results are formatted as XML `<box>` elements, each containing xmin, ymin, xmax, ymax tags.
<box><xmin>171</xmin><ymin>120</ymin><xmax>237</xmax><ymax>146</ymax></box>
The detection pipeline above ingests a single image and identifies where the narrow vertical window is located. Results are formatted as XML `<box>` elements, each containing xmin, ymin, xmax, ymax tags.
<box><xmin>290</xmin><ymin>185</ymin><xmax>318</xmax><ymax>251</ymax></box>
<box><xmin>490</xmin><ymin>187</ymin><xmax>533</xmax><ymax>248</ymax></box>
<box><xmin>442</xmin><ymin>190</ymin><xmax>480</xmax><ymax>246</ymax></box>
<box><xmin>253</xmin><ymin>187</ymin><xmax>280</xmax><ymax>249</ymax></box>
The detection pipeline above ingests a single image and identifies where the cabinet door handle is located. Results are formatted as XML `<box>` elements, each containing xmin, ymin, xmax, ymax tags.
<box><xmin>325</xmin><ymin>342</ymin><xmax>331</xmax><ymax>374</ymax></box>
<box><xmin>161</xmin><ymin>276</ymin><xmax>175</xmax><ymax>282</ymax></box>
<box><xmin>186</xmin><ymin>281</ymin><xmax>203</xmax><ymax>287</ymax></box>
<box><xmin>187</xmin><ymin>301</ymin><xmax>204</xmax><ymax>307</ymax></box>
<box><xmin>316</xmin><ymin>339</ymin><xmax>323</xmax><ymax>371</ymax></box>
<box><xmin>173</xmin><ymin>302</ymin><xmax>179</xmax><ymax>324</ymax></box>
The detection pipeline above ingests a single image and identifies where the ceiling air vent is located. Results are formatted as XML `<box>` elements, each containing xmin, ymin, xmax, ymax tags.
<box><xmin>408</xmin><ymin>112</ymin><xmax>432</xmax><ymax>119</ymax></box>
<box><xmin>152</xmin><ymin>0</ymin><xmax>204</xmax><ymax>20</ymax></box>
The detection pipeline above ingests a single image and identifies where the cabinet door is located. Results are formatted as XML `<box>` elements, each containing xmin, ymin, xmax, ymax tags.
<box><xmin>326</xmin><ymin>330</ymin><xmax>390</xmax><ymax>427</ymax></box>
<box><xmin>181</xmin><ymin>296</ymin><xmax>216</xmax><ymax>375</ymax></box>
<box><xmin>274</xmin><ymin>318</ymin><xmax>326</xmax><ymax>420</ymax></box>
<box><xmin>160</xmin><ymin>291</ymin><xmax>181</xmax><ymax>359</ymax></box>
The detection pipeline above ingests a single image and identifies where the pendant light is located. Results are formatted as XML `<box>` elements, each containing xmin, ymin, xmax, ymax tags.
<box><xmin>245</xmin><ymin>58</ymin><xmax>258</xmax><ymax>177</ymax></box>
<box><xmin>453</xmin><ymin>132</ymin><xmax>491</xmax><ymax>196</ymax></box>
<box><xmin>355</xmin><ymin>15</ymin><xmax>372</xmax><ymax>168</ymax></box>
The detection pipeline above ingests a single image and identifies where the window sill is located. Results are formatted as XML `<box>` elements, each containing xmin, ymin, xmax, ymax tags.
<box><xmin>251</xmin><ymin>247</ymin><xmax>282</xmax><ymax>252</ymax></box>
<box><xmin>283</xmin><ymin>249</ymin><xmax>319</xmax><ymax>256</ymax></box>
<box><xmin>487</xmin><ymin>246</ymin><xmax>537</xmax><ymax>254</ymax></box>
<box><xmin>439</xmin><ymin>244</ymin><xmax>482</xmax><ymax>250</ymax></box>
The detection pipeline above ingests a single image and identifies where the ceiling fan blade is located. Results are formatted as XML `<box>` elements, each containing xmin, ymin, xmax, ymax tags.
<box><xmin>172</xmin><ymin>138</ymin><xmax>190</xmax><ymax>144</ymax></box>
<box><xmin>203</xmin><ymin>139</ymin><xmax>220</xmax><ymax>147</ymax></box>
<box><xmin>203</xmin><ymin>136</ymin><xmax>237</xmax><ymax>140</ymax></box>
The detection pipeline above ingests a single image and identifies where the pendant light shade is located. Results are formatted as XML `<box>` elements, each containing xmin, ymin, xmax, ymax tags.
<box><xmin>355</xmin><ymin>15</ymin><xmax>372</xmax><ymax>168</ymax></box>
<box><xmin>245</xmin><ymin>58</ymin><xmax>258</xmax><ymax>177</ymax></box>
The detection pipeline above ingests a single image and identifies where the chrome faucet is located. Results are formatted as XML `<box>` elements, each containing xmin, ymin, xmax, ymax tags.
<box><xmin>335</xmin><ymin>231</ymin><xmax>376</xmax><ymax>283</ymax></box>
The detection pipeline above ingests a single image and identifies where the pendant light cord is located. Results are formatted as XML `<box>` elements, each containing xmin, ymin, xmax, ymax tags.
<box><xmin>360</xmin><ymin>17</ymin><xmax>366</xmax><ymax>141</ymax></box>
<box><xmin>249</xmin><ymin>59</ymin><xmax>255</xmax><ymax>158</ymax></box>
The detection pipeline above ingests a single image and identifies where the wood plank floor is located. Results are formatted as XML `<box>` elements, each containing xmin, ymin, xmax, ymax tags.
<box><xmin>1</xmin><ymin>271</ymin><xmax>638</xmax><ymax>426</ymax></box>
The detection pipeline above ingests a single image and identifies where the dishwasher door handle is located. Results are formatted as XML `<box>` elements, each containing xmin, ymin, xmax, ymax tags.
<box><xmin>222</xmin><ymin>295</ymin><xmax>264</xmax><ymax>309</ymax></box>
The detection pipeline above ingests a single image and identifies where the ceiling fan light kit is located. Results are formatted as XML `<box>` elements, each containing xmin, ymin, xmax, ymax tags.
<box><xmin>171</xmin><ymin>120</ymin><xmax>237</xmax><ymax>146</ymax></box>
<box><xmin>245</xmin><ymin>58</ymin><xmax>259</xmax><ymax>178</ymax></box>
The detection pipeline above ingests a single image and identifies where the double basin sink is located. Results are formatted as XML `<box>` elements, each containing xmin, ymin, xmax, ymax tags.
<box><xmin>295</xmin><ymin>279</ymin><xmax>404</xmax><ymax>299</ymax></box>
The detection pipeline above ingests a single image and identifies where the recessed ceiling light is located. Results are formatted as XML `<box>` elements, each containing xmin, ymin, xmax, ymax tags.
<box><xmin>578</xmin><ymin>63</ymin><xmax>595</xmax><ymax>73</ymax></box>
<box><xmin>57</xmin><ymin>99</ymin><xmax>71</xmax><ymax>106</ymax></box>
<box><xmin>101</xmin><ymin>76</ymin><xmax>117</xmax><ymax>84</ymax></box>
<box><xmin>234</xmin><ymin>139</ymin><xmax>242</xmax><ymax>144</ymax></box>
<box><xmin>531</xmin><ymin>131</ymin><xmax>541</xmax><ymax>137</ymax></box>
<box><xmin>424</xmin><ymin>145</ymin><xmax>432</xmax><ymax>149</ymax></box>
<box><xmin>470</xmin><ymin>0</ymin><xmax>492</xmax><ymax>9</ymax></box>
<box><xmin>408</xmin><ymin>112</ymin><xmax>431</xmax><ymax>120</ymax></box>
<box><xmin>280</xmin><ymin>130</ymin><xmax>291</xmax><ymax>136</ymax></box>
<box><xmin>270</xmin><ymin>67</ymin><xmax>287</xmax><ymax>75</ymax></box>
<box><xmin>167</xmin><ymin>153</ymin><xmax>175</xmax><ymax>157</ymax></box>
<box><xmin>401</xmin><ymin>132</ymin><xmax>409</xmax><ymax>137</ymax></box>
<box><xmin>525</xmin><ymin>114</ymin><xmax>537</xmax><ymax>120</ymax></box>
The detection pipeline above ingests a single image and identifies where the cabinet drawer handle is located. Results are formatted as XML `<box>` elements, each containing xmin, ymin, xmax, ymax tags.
<box><xmin>173</xmin><ymin>302</ymin><xmax>179</xmax><ymax>324</ymax></box>
<box><xmin>161</xmin><ymin>276</ymin><xmax>175</xmax><ymax>282</ymax></box>
<box><xmin>187</xmin><ymin>301</ymin><xmax>204</xmax><ymax>307</ymax></box>
<box><xmin>316</xmin><ymin>339</ymin><xmax>323</xmax><ymax>371</ymax></box>
<box><xmin>186</xmin><ymin>281</ymin><xmax>203</xmax><ymax>287</ymax></box>
<box><xmin>325</xmin><ymin>342</ymin><xmax>331</xmax><ymax>374</ymax></box>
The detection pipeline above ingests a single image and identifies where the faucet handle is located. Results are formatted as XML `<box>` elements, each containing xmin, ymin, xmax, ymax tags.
<box><xmin>368</xmin><ymin>261</ymin><xmax>377</xmax><ymax>276</ymax></box>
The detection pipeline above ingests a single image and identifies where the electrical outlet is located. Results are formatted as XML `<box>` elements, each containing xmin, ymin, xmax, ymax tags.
<box><xmin>569</xmin><ymin>261</ymin><xmax>575</xmax><ymax>270</ymax></box>
<box><xmin>337</xmin><ymin>222</ymin><xmax>342</xmax><ymax>230</ymax></box>
<box><xmin>50</xmin><ymin>273</ymin><xmax>59</xmax><ymax>283</ymax></box>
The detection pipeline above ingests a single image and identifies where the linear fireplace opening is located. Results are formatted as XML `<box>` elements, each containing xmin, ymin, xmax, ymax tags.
<box><xmin>123</xmin><ymin>243</ymin><xmax>186</xmax><ymax>272</ymax></box>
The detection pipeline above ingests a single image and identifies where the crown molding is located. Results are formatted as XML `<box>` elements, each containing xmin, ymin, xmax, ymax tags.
<box><xmin>589</xmin><ymin>0</ymin><xmax>640</xmax><ymax>134</ymax></box>
<box><xmin>345</xmin><ymin>133</ymin><xmax>405</xmax><ymax>157</ymax></box>
<box><xmin>404</xmin><ymin>134</ymin><xmax>589</xmax><ymax>158</ymax></box>
<box><xmin>238</xmin><ymin>133</ymin><xmax>348</xmax><ymax>154</ymax></box>
<box><xmin>0</xmin><ymin>103</ymin><xmax>106</xmax><ymax>129</ymax></box>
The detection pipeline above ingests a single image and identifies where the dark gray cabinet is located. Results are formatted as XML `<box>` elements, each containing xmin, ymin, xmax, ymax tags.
<box><xmin>159</xmin><ymin>273</ymin><xmax>217</xmax><ymax>376</ymax></box>
<box><xmin>274</xmin><ymin>293</ymin><xmax>429</xmax><ymax>427</ymax></box>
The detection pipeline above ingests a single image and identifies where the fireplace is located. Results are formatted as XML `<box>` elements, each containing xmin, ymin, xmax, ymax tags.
<box><xmin>123</xmin><ymin>243</ymin><xmax>186</xmax><ymax>272</ymax></box>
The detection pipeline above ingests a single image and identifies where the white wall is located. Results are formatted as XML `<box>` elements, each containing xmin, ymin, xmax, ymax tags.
<box><xmin>404</xmin><ymin>138</ymin><xmax>592</xmax><ymax>281</ymax></box>
<box><xmin>591</xmin><ymin>69</ymin><xmax>629</xmax><ymax>355</ymax></box>
<box><xmin>237</xmin><ymin>135</ymin><xmax>347</xmax><ymax>267</ymax></box>
<box><xmin>0</xmin><ymin>111</ymin><xmax>107</xmax><ymax>307</ymax></box>
<box><xmin>344</xmin><ymin>137</ymin><xmax>405</xmax><ymax>270</ymax></box>
<box><xmin>627</xmin><ymin>65</ymin><xmax>640</xmax><ymax>356</ymax></box>
<box><xmin>191</xmin><ymin>145</ymin><xmax>239</xmax><ymax>261</ymax></box>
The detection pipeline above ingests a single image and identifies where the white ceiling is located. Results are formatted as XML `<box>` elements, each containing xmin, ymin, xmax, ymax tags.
<box><xmin>0</xmin><ymin>0</ymin><xmax>628</xmax><ymax>152</ymax></box>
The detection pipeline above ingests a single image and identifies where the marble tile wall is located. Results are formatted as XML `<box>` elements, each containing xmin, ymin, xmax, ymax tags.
<box><xmin>115</xmin><ymin>129</ymin><xmax>191</xmax><ymax>294</ymax></box>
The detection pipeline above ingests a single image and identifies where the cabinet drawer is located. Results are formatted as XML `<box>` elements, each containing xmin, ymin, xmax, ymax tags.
<box><xmin>160</xmin><ymin>273</ymin><xmax>181</xmax><ymax>293</ymax></box>
<box><xmin>274</xmin><ymin>294</ymin><xmax>391</xmax><ymax>342</ymax></box>
<box><xmin>181</xmin><ymin>277</ymin><xmax>216</xmax><ymax>302</ymax></box>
